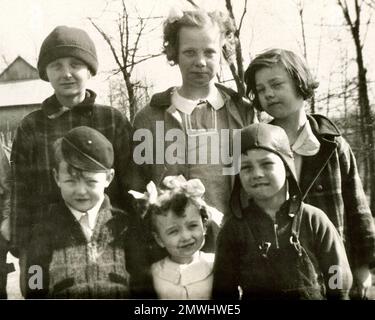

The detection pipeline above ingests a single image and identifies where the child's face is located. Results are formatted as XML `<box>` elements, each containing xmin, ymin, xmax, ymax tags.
<box><xmin>254</xmin><ymin>63</ymin><xmax>304</xmax><ymax>120</ymax></box>
<box><xmin>239</xmin><ymin>149</ymin><xmax>287</xmax><ymax>202</ymax></box>
<box><xmin>46</xmin><ymin>57</ymin><xmax>91</xmax><ymax>100</ymax></box>
<box><xmin>153</xmin><ymin>202</ymin><xmax>207</xmax><ymax>264</ymax></box>
<box><xmin>53</xmin><ymin>160</ymin><xmax>114</xmax><ymax>212</ymax></box>
<box><xmin>177</xmin><ymin>24</ymin><xmax>222</xmax><ymax>91</ymax></box>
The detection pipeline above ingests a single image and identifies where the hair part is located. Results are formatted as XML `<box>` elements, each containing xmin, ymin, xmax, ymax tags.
<box><xmin>163</xmin><ymin>9</ymin><xmax>235</xmax><ymax>65</ymax></box>
<box><xmin>244</xmin><ymin>48</ymin><xmax>319</xmax><ymax>111</ymax></box>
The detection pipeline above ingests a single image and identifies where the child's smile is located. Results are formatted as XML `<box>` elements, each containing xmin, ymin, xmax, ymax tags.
<box><xmin>153</xmin><ymin>202</ymin><xmax>207</xmax><ymax>264</ymax></box>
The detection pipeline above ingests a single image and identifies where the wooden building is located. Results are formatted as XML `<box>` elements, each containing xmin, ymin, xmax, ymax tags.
<box><xmin>0</xmin><ymin>56</ymin><xmax>52</xmax><ymax>146</ymax></box>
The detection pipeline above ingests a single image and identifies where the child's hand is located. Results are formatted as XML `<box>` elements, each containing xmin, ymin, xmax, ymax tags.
<box><xmin>351</xmin><ymin>265</ymin><xmax>372</xmax><ymax>299</ymax></box>
<box><xmin>0</xmin><ymin>217</ymin><xmax>10</xmax><ymax>242</ymax></box>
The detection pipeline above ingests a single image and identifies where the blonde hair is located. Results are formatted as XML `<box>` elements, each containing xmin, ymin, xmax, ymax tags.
<box><xmin>163</xmin><ymin>9</ymin><xmax>235</xmax><ymax>65</ymax></box>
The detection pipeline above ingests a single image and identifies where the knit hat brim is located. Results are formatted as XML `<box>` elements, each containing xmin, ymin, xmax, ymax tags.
<box><xmin>38</xmin><ymin>26</ymin><xmax>98</xmax><ymax>82</ymax></box>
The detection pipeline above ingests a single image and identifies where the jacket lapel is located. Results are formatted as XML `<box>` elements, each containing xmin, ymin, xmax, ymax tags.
<box><xmin>299</xmin><ymin>116</ymin><xmax>338</xmax><ymax>199</ymax></box>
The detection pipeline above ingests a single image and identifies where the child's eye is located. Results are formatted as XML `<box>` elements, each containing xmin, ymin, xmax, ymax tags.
<box><xmin>272</xmin><ymin>82</ymin><xmax>283</xmax><ymax>88</ymax></box>
<box><xmin>188</xmin><ymin>223</ymin><xmax>199</xmax><ymax>229</ymax></box>
<box><xmin>166</xmin><ymin>229</ymin><xmax>178</xmax><ymax>236</ymax></box>
<box><xmin>205</xmin><ymin>49</ymin><xmax>216</xmax><ymax>57</ymax></box>
<box><xmin>256</xmin><ymin>87</ymin><xmax>265</xmax><ymax>94</ymax></box>
<box><xmin>183</xmin><ymin>50</ymin><xmax>195</xmax><ymax>57</ymax></box>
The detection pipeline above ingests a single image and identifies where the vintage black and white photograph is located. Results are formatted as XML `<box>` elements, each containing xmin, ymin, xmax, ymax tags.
<box><xmin>0</xmin><ymin>0</ymin><xmax>374</xmax><ymax>305</ymax></box>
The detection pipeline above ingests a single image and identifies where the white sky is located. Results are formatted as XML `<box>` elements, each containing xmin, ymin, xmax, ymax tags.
<box><xmin>0</xmin><ymin>0</ymin><xmax>374</xmax><ymax>112</ymax></box>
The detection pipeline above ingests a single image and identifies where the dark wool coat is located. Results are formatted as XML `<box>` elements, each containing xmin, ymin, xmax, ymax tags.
<box><xmin>296</xmin><ymin>114</ymin><xmax>375</xmax><ymax>269</ymax></box>
<box><xmin>212</xmin><ymin>198</ymin><xmax>353</xmax><ymax>300</ymax></box>
<box><xmin>26</xmin><ymin>196</ymin><xmax>147</xmax><ymax>299</ymax></box>
<box><xmin>10</xmin><ymin>90</ymin><xmax>133</xmax><ymax>255</ymax></box>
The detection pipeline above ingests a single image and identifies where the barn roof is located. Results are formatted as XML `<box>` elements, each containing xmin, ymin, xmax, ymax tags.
<box><xmin>0</xmin><ymin>56</ymin><xmax>53</xmax><ymax>107</ymax></box>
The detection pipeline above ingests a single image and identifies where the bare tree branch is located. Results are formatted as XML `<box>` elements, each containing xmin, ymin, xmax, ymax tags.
<box><xmin>186</xmin><ymin>0</ymin><xmax>199</xmax><ymax>8</ymax></box>
<box><xmin>238</xmin><ymin>0</ymin><xmax>248</xmax><ymax>33</ymax></box>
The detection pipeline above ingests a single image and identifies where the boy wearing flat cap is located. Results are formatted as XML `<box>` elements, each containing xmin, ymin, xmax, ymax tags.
<box><xmin>10</xmin><ymin>26</ymin><xmax>134</xmax><ymax>296</ymax></box>
<box><xmin>26</xmin><ymin>126</ymin><xmax>145</xmax><ymax>298</ymax></box>
<box><xmin>213</xmin><ymin>123</ymin><xmax>353</xmax><ymax>300</ymax></box>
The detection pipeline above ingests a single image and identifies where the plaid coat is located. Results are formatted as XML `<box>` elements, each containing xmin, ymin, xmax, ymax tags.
<box><xmin>10</xmin><ymin>90</ymin><xmax>133</xmax><ymax>255</ymax></box>
<box><xmin>25</xmin><ymin>196</ymin><xmax>144</xmax><ymax>299</ymax></box>
<box><xmin>298</xmin><ymin>114</ymin><xmax>375</xmax><ymax>269</ymax></box>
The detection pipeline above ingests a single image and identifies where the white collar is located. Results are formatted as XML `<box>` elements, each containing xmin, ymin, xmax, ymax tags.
<box><xmin>155</xmin><ymin>251</ymin><xmax>214</xmax><ymax>285</ymax></box>
<box><xmin>171</xmin><ymin>87</ymin><xmax>225</xmax><ymax>115</ymax></box>
<box><xmin>291</xmin><ymin>120</ymin><xmax>320</xmax><ymax>156</ymax></box>
<box><xmin>67</xmin><ymin>195</ymin><xmax>104</xmax><ymax>230</ymax></box>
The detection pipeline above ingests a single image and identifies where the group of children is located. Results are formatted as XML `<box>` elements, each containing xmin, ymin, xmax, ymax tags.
<box><xmin>0</xmin><ymin>8</ymin><xmax>373</xmax><ymax>300</ymax></box>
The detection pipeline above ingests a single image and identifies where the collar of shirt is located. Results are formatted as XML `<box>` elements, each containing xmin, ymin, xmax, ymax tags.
<box><xmin>291</xmin><ymin>120</ymin><xmax>321</xmax><ymax>156</ymax></box>
<box><xmin>43</xmin><ymin>89</ymin><xmax>96</xmax><ymax>119</ymax></box>
<box><xmin>67</xmin><ymin>195</ymin><xmax>104</xmax><ymax>230</ymax></box>
<box><xmin>171</xmin><ymin>87</ymin><xmax>225</xmax><ymax>115</ymax></box>
<box><xmin>156</xmin><ymin>251</ymin><xmax>214</xmax><ymax>285</ymax></box>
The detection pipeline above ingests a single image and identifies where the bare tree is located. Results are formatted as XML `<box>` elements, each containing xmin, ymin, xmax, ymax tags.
<box><xmin>89</xmin><ymin>0</ymin><xmax>162</xmax><ymax>122</ymax></box>
<box><xmin>294</xmin><ymin>0</ymin><xmax>318</xmax><ymax>114</ymax></box>
<box><xmin>337</xmin><ymin>0</ymin><xmax>375</xmax><ymax>211</ymax></box>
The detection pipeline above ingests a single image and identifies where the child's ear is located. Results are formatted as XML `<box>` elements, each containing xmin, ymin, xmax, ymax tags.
<box><xmin>105</xmin><ymin>169</ymin><xmax>115</xmax><ymax>187</ymax></box>
<box><xmin>53</xmin><ymin>168</ymin><xmax>60</xmax><ymax>187</ymax></box>
<box><xmin>152</xmin><ymin>231</ymin><xmax>165</xmax><ymax>248</ymax></box>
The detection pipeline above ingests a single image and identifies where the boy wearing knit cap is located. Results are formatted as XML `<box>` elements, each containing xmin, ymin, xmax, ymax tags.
<box><xmin>10</xmin><ymin>26</ymin><xmax>133</xmax><ymax>296</ymax></box>
<box><xmin>26</xmin><ymin>126</ymin><xmax>145</xmax><ymax>298</ymax></box>
<box><xmin>213</xmin><ymin>123</ymin><xmax>353</xmax><ymax>300</ymax></box>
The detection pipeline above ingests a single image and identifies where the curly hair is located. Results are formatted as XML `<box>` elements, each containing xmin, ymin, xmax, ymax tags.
<box><xmin>163</xmin><ymin>9</ymin><xmax>235</xmax><ymax>65</ymax></box>
<box><xmin>244</xmin><ymin>48</ymin><xmax>319</xmax><ymax>111</ymax></box>
<box><xmin>145</xmin><ymin>191</ymin><xmax>209</xmax><ymax>233</ymax></box>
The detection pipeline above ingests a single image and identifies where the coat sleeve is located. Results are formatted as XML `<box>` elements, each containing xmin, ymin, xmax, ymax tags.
<box><xmin>0</xmin><ymin>144</ymin><xmax>10</xmax><ymax>224</ymax></box>
<box><xmin>338</xmin><ymin>137</ymin><xmax>375</xmax><ymax>268</ymax></box>
<box><xmin>109</xmin><ymin>109</ymin><xmax>133</xmax><ymax>211</ymax></box>
<box><xmin>212</xmin><ymin>220</ymin><xmax>241</xmax><ymax>299</ymax></box>
<box><xmin>308</xmin><ymin>206</ymin><xmax>353</xmax><ymax>299</ymax></box>
<box><xmin>10</xmin><ymin>123</ymin><xmax>35</xmax><ymax>256</ymax></box>
<box><xmin>129</xmin><ymin>106</ymin><xmax>154</xmax><ymax>192</ymax></box>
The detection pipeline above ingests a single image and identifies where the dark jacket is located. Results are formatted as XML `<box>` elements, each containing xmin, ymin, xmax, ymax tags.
<box><xmin>26</xmin><ymin>196</ymin><xmax>148</xmax><ymax>299</ymax></box>
<box><xmin>297</xmin><ymin>114</ymin><xmax>375</xmax><ymax>269</ymax></box>
<box><xmin>10</xmin><ymin>90</ymin><xmax>133</xmax><ymax>255</ymax></box>
<box><xmin>213</xmin><ymin>187</ymin><xmax>353</xmax><ymax>300</ymax></box>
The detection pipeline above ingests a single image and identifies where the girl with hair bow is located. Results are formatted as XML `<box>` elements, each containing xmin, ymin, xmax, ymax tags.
<box><xmin>129</xmin><ymin>176</ymin><xmax>222</xmax><ymax>299</ymax></box>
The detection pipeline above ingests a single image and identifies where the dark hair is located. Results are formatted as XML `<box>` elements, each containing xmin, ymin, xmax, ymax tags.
<box><xmin>146</xmin><ymin>191</ymin><xmax>209</xmax><ymax>233</ymax></box>
<box><xmin>163</xmin><ymin>9</ymin><xmax>235</xmax><ymax>65</ymax></box>
<box><xmin>244</xmin><ymin>48</ymin><xmax>319</xmax><ymax>111</ymax></box>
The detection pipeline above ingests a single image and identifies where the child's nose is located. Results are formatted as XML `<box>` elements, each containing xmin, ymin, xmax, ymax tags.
<box><xmin>180</xmin><ymin>229</ymin><xmax>192</xmax><ymax>241</ymax></box>
<box><xmin>194</xmin><ymin>53</ymin><xmax>207</xmax><ymax>67</ymax></box>
<box><xmin>75</xmin><ymin>181</ymin><xmax>88</xmax><ymax>194</ymax></box>
<box><xmin>264</xmin><ymin>86</ymin><xmax>275</xmax><ymax>98</ymax></box>
<box><xmin>252</xmin><ymin>166</ymin><xmax>264</xmax><ymax>178</ymax></box>
<box><xmin>61</xmin><ymin>65</ymin><xmax>73</xmax><ymax>78</ymax></box>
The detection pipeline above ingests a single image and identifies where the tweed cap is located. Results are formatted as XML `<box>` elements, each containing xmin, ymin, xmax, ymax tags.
<box><xmin>61</xmin><ymin>126</ymin><xmax>113</xmax><ymax>171</ymax></box>
<box><xmin>38</xmin><ymin>25</ymin><xmax>98</xmax><ymax>81</ymax></box>
<box><xmin>235</xmin><ymin>123</ymin><xmax>297</xmax><ymax>182</ymax></box>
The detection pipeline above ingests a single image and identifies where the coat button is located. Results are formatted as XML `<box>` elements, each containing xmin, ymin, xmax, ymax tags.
<box><xmin>316</xmin><ymin>184</ymin><xmax>323</xmax><ymax>192</ymax></box>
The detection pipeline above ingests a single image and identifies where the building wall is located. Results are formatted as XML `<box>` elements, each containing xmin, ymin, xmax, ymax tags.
<box><xmin>0</xmin><ymin>104</ymin><xmax>40</xmax><ymax>146</ymax></box>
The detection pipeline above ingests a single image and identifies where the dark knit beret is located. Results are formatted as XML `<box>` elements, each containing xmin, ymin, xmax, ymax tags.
<box><xmin>62</xmin><ymin>126</ymin><xmax>114</xmax><ymax>172</ymax></box>
<box><xmin>38</xmin><ymin>26</ymin><xmax>98</xmax><ymax>81</ymax></box>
